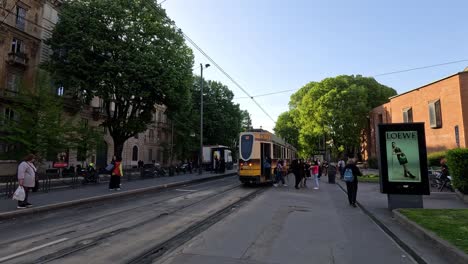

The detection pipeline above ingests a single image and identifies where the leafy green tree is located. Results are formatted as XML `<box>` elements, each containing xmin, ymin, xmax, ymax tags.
<box><xmin>45</xmin><ymin>0</ymin><xmax>194</xmax><ymax>158</ymax></box>
<box><xmin>71</xmin><ymin>124</ymin><xmax>104</xmax><ymax>162</ymax></box>
<box><xmin>240</xmin><ymin>110</ymin><xmax>252</xmax><ymax>131</ymax></box>
<box><xmin>194</xmin><ymin>77</ymin><xmax>244</xmax><ymax>148</ymax></box>
<box><xmin>0</xmin><ymin>71</ymin><xmax>73</xmax><ymax>161</ymax></box>
<box><xmin>274</xmin><ymin>111</ymin><xmax>299</xmax><ymax>147</ymax></box>
<box><xmin>290</xmin><ymin>75</ymin><xmax>396</xmax><ymax>158</ymax></box>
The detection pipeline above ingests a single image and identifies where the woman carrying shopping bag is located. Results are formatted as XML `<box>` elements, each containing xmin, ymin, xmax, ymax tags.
<box><xmin>16</xmin><ymin>154</ymin><xmax>37</xmax><ymax>209</ymax></box>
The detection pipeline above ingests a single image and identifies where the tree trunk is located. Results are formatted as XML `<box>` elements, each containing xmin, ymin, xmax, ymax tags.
<box><xmin>112</xmin><ymin>136</ymin><xmax>126</xmax><ymax>160</ymax></box>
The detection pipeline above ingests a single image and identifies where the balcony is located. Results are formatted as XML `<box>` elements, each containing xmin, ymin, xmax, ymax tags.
<box><xmin>7</xmin><ymin>52</ymin><xmax>28</xmax><ymax>67</ymax></box>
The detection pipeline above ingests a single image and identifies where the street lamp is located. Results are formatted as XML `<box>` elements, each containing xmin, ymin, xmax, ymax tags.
<box><xmin>199</xmin><ymin>63</ymin><xmax>210</xmax><ymax>174</ymax></box>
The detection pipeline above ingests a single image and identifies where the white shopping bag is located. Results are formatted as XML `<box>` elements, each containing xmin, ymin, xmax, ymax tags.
<box><xmin>12</xmin><ymin>186</ymin><xmax>25</xmax><ymax>201</ymax></box>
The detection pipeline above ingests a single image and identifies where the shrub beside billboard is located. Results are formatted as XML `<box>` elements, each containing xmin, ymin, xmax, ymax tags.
<box><xmin>378</xmin><ymin>123</ymin><xmax>430</xmax><ymax>195</ymax></box>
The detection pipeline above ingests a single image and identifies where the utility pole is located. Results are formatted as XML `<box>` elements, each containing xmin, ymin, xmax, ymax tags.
<box><xmin>199</xmin><ymin>63</ymin><xmax>210</xmax><ymax>174</ymax></box>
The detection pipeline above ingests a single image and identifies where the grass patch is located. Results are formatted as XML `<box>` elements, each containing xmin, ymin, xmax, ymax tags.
<box><xmin>399</xmin><ymin>209</ymin><xmax>468</xmax><ymax>254</ymax></box>
<box><xmin>358</xmin><ymin>174</ymin><xmax>379</xmax><ymax>183</ymax></box>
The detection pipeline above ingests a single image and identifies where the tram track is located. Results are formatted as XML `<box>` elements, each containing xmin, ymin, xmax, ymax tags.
<box><xmin>25</xmin><ymin>185</ymin><xmax>261</xmax><ymax>264</ymax></box>
<box><xmin>125</xmin><ymin>188</ymin><xmax>265</xmax><ymax>264</ymax></box>
<box><xmin>0</xmin><ymin>178</ymin><xmax>238</xmax><ymax>250</ymax></box>
<box><xmin>0</xmin><ymin>178</ymin><xmax>245</xmax><ymax>264</ymax></box>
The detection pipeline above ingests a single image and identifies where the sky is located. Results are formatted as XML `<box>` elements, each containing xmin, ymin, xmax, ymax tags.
<box><xmin>162</xmin><ymin>0</ymin><xmax>468</xmax><ymax>132</ymax></box>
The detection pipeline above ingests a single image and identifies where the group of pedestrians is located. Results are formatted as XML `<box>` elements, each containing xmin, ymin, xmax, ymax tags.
<box><xmin>269</xmin><ymin>156</ymin><xmax>362</xmax><ymax>208</ymax></box>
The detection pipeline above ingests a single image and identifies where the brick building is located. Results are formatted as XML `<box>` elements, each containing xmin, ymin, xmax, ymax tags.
<box><xmin>365</xmin><ymin>70</ymin><xmax>468</xmax><ymax>161</ymax></box>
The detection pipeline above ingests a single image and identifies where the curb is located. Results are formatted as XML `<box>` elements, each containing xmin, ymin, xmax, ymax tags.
<box><xmin>0</xmin><ymin>172</ymin><xmax>237</xmax><ymax>220</ymax></box>
<box><xmin>455</xmin><ymin>190</ymin><xmax>468</xmax><ymax>204</ymax></box>
<box><xmin>393</xmin><ymin>210</ymin><xmax>468</xmax><ymax>264</ymax></box>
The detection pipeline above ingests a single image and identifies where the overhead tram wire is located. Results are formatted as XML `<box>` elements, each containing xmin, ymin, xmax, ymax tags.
<box><xmin>142</xmin><ymin>0</ymin><xmax>277</xmax><ymax>123</ymax></box>
<box><xmin>234</xmin><ymin>89</ymin><xmax>296</xmax><ymax>100</ymax></box>
<box><xmin>235</xmin><ymin>59</ymin><xmax>468</xmax><ymax>100</ymax></box>
<box><xmin>372</xmin><ymin>59</ymin><xmax>468</xmax><ymax>77</ymax></box>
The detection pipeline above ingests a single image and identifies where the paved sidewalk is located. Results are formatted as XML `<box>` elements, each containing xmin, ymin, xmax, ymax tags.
<box><xmin>0</xmin><ymin>170</ymin><xmax>237</xmax><ymax>216</ymax></box>
<box><xmin>336</xmin><ymin>179</ymin><xmax>468</xmax><ymax>264</ymax></box>
<box><xmin>162</xmin><ymin>176</ymin><xmax>417</xmax><ymax>264</ymax></box>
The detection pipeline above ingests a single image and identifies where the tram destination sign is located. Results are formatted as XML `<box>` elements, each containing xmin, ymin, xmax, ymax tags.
<box><xmin>378</xmin><ymin>123</ymin><xmax>430</xmax><ymax>195</ymax></box>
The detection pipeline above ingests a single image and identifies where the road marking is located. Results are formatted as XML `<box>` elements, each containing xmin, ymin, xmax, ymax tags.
<box><xmin>175</xmin><ymin>189</ymin><xmax>197</xmax><ymax>192</ymax></box>
<box><xmin>0</xmin><ymin>238</ymin><xmax>68</xmax><ymax>263</ymax></box>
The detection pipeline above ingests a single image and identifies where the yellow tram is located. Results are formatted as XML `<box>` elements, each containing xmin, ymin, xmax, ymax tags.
<box><xmin>238</xmin><ymin>129</ymin><xmax>297</xmax><ymax>184</ymax></box>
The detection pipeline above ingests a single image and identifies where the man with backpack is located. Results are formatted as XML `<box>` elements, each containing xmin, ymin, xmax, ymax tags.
<box><xmin>343</xmin><ymin>158</ymin><xmax>362</xmax><ymax>207</ymax></box>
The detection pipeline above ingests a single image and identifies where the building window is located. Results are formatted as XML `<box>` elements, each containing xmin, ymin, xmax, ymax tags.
<box><xmin>6</xmin><ymin>72</ymin><xmax>21</xmax><ymax>95</ymax></box>
<box><xmin>57</xmin><ymin>86</ymin><xmax>64</xmax><ymax>96</ymax></box>
<box><xmin>134</xmin><ymin>133</ymin><xmax>139</xmax><ymax>139</ymax></box>
<box><xmin>149</xmin><ymin>129</ymin><xmax>154</xmax><ymax>142</ymax></box>
<box><xmin>403</xmin><ymin>108</ymin><xmax>413</xmax><ymax>123</ymax></box>
<box><xmin>132</xmin><ymin>146</ymin><xmax>138</xmax><ymax>161</ymax></box>
<box><xmin>16</xmin><ymin>6</ymin><xmax>27</xmax><ymax>30</ymax></box>
<box><xmin>148</xmin><ymin>149</ymin><xmax>153</xmax><ymax>162</ymax></box>
<box><xmin>3</xmin><ymin>108</ymin><xmax>15</xmax><ymax>125</ymax></box>
<box><xmin>428</xmin><ymin>100</ymin><xmax>442</xmax><ymax>128</ymax></box>
<box><xmin>11</xmin><ymin>38</ymin><xmax>23</xmax><ymax>54</ymax></box>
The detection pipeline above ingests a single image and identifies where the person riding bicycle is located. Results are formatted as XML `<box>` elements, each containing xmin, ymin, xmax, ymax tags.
<box><xmin>440</xmin><ymin>159</ymin><xmax>449</xmax><ymax>180</ymax></box>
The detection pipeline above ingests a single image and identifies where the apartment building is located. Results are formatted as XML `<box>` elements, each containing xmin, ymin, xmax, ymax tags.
<box><xmin>0</xmin><ymin>0</ymin><xmax>173</xmax><ymax>174</ymax></box>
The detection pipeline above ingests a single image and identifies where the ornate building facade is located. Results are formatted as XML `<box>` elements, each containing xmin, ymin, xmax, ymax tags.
<box><xmin>0</xmin><ymin>0</ymin><xmax>173</xmax><ymax>174</ymax></box>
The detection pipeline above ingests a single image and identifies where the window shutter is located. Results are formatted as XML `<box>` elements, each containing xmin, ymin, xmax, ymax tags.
<box><xmin>435</xmin><ymin>100</ymin><xmax>442</xmax><ymax>128</ymax></box>
<box><xmin>403</xmin><ymin>110</ymin><xmax>408</xmax><ymax>123</ymax></box>
<box><xmin>429</xmin><ymin>102</ymin><xmax>436</xmax><ymax>128</ymax></box>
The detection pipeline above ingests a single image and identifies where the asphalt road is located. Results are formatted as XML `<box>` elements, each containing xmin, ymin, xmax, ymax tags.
<box><xmin>0</xmin><ymin>176</ymin><xmax>257</xmax><ymax>264</ymax></box>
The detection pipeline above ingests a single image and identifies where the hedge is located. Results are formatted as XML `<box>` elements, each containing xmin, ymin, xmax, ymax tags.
<box><xmin>427</xmin><ymin>151</ymin><xmax>447</xmax><ymax>167</ymax></box>
<box><xmin>446</xmin><ymin>148</ymin><xmax>468</xmax><ymax>194</ymax></box>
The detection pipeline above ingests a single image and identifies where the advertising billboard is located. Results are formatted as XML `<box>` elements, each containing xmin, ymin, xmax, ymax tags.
<box><xmin>386</xmin><ymin>131</ymin><xmax>421</xmax><ymax>183</ymax></box>
<box><xmin>378</xmin><ymin>123</ymin><xmax>430</xmax><ymax>195</ymax></box>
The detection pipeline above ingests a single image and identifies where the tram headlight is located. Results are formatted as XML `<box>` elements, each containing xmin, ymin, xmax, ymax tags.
<box><xmin>249</xmin><ymin>163</ymin><xmax>252</xmax><ymax>167</ymax></box>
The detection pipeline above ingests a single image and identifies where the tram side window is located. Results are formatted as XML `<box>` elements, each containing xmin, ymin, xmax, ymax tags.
<box><xmin>273</xmin><ymin>144</ymin><xmax>281</xmax><ymax>159</ymax></box>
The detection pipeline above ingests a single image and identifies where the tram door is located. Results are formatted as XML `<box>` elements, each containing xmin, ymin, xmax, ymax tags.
<box><xmin>260</xmin><ymin>143</ymin><xmax>271</xmax><ymax>180</ymax></box>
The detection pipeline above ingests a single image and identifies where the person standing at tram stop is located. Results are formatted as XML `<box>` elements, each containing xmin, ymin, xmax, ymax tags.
<box><xmin>344</xmin><ymin>158</ymin><xmax>362</xmax><ymax>207</ymax></box>
<box><xmin>109</xmin><ymin>157</ymin><xmax>123</xmax><ymax>191</ymax></box>
<box><xmin>16</xmin><ymin>154</ymin><xmax>37</xmax><ymax>209</ymax></box>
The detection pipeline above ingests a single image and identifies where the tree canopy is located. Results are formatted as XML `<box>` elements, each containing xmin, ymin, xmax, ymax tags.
<box><xmin>45</xmin><ymin>0</ymin><xmax>194</xmax><ymax>157</ymax></box>
<box><xmin>275</xmin><ymin>75</ymin><xmax>396</xmax><ymax>158</ymax></box>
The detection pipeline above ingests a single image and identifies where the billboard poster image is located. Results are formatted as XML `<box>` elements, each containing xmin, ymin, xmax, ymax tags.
<box><xmin>386</xmin><ymin>131</ymin><xmax>421</xmax><ymax>183</ymax></box>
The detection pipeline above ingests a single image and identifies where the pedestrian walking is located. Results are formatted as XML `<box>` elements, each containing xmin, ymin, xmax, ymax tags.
<box><xmin>16</xmin><ymin>154</ymin><xmax>37</xmax><ymax>209</ymax></box>
<box><xmin>310</xmin><ymin>161</ymin><xmax>320</xmax><ymax>190</ymax></box>
<box><xmin>299</xmin><ymin>159</ymin><xmax>306</xmax><ymax>188</ymax></box>
<box><xmin>273</xmin><ymin>160</ymin><xmax>287</xmax><ymax>187</ymax></box>
<box><xmin>220</xmin><ymin>157</ymin><xmax>226</xmax><ymax>173</ymax></box>
<box><xmin>109</xmin><ymin>157</ymin><xmax>123</xmax><ymax>191</ymax></box>
<box><xmin>338</xmin><ymin>158</ymin><xmax>345</xmax><ymax>179</ymax></box>
<box><xmin>344</xmin><ymin>158</ymin><xmax>362</xmax><ymax>207</ymax></box>
<box><xmin>316</xmin><ymin>158</ymin><xmax>322</xmax><ymax>179</ymax></box>
<box><xmin>292</xmin><ymin>159</ymin><xmax>301</xmax><ymax>189</ymax></box>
